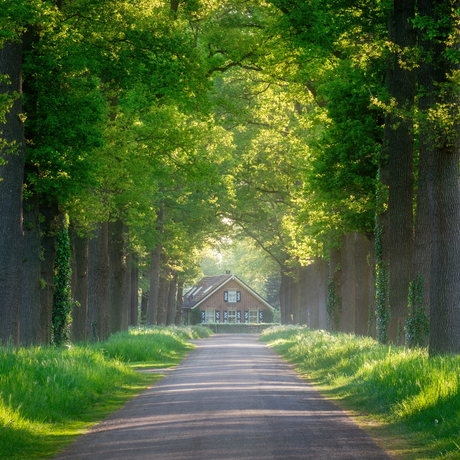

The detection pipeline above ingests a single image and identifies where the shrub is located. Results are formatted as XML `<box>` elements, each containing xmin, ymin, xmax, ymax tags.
<box><xmin>190</xmin><ymin>308</ymin><xmax>202</xmax><ymax>325</ymax></box>
<box><xmin>262</xmin><ymin>309</ymin><xmax>274</xmax><ymax>323</ymax></box>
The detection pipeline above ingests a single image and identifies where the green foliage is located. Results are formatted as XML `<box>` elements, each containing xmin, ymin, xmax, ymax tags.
<box><xmin>0</xmin><ymin>344</ymin><xmax>136</xmax><ymax>459</ymax></box>
<box><xmin>92</xmin><ymin>327</ymin><xmax>196</xmax><ymax>362</ymax></box>
<box><xmin>52</xmin><ymin>229</ymin><xmax>73</xmax><ymax>346</ymax></box>
<box><xmin>190</xmin><ymin>308</ymin><xmax>203</xmax><ymax>325</ymax></box>
<box><xmin>204</xmin><ymin>323</ymin><xmax>276</xmax><ymax>333</ymax></box>
<box><xmin>374</xmin><ymin>223</ymin><xmax>390</xmax><ymax>344</ymax></box>
<box><xmin>0</xmin><ymin>326</ymin><xmax>200</xmax><ymax>460</ymax></box>
<box><xmin>405</xmin><ymin>274</ymin><xmax>430</xmax><ymax>348</ymax></box>
<box><xmin>200</xmin><ymin>238</ymin><xmax>280</xmax><ymax>298</ymax></box>
<box><xmin>262</xmin><ymin>309</ymin><xmax>274</xmax><ymax>323</ymax></box>
<box><xmin>260</xmin><ymin>326</ymin><xmax>460</xmax><ymax>459</ymax></box>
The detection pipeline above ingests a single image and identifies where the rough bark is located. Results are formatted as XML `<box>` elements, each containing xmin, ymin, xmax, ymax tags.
<box><xmin>317</xmin><ymin>258</ymin><xmax>328</xmax><ymax>329</ymax></box>
<box><xmin>279</xmin><ymin>271</ymin><xmax>288</xmax><ymax>324</ymax></box>
<box><xmin>39</xmin><ymin>201</ymin><xmax>63</xmax><ymax>344</ymax></box>
<box><xmin>414</xmin><ymin>0</ymin><xmax>437</xmax><ymax>339</ymax></box>
<box><xmin>148</xmin><ymin>243</ymin><xmax>162</xmax><ymax>325</ymax></box>
<box><xmin>20</xmin><ymin>181</ymin><xmax>41</xmax><ymax>346</ymax></box>
<box><xmin>329</xmin><ymin>245</ymin><xmax>342</xmax><ymax>331</ymax></box>
<box><xmin>299</xmin><ymin>266</ymin><xmax>308</xmax><ymax>326</ymax></box>
<box><xmin>130</xmin><ymin>256</ymin><xmax>139</xmax><ymax>326</ymax></box>
<box><xmin>291</xmin><ymin>270</ymin><xmax>300</xmax><ymax>324</ymax></box>
<box><xmin>340</xmin><ymin>233</ymin><xmax>356</xmax><ymax>333</ymax></box>
<box><xmin>0</xmin><ymin>40</ymin><xmax>25</xmax><ymax>347</ymax></box>
<box><xmin>415</xmin><ymin>0</ymin><xmax>460</xmax><ymax>355</ymax></box>
<box><xmin>70</xmin><ymin>226</ymin><xmax>88</xmax><ymax>342</ymax></box>
<box><xmin>429</xmin><ymin>143</ymin><xmax>460</xmax><ymax>354</ymax></box>
<box><xmin>284</xmin><ymin>275</ymin><xmax>292</xmax><ymax>324</ymax></box>
<box><xmin>166</xmin><ymin>271</ymin><xmax>177</xmax><ymax>325</ymax></box>
<box><xmin>122</xmin><ymin>251</ymin><xmax>130</xmax><ymax>331</ymax></box>
<box><xmin>141</xmin><ymin>291</ymin><xmax>148</xmax><ymax>323</ymax></box>
<box><xmin>303</xmin><ymin>263</ymin><xmax>320</xmax><ymax>329</ymax></box>
<box><xmin>147</xmin><ymin>207</ymin><xmax>165</xmax><ymax>325</ymax></box>
<box><xmin>157</xmin><ymin>270</ymin><xmax>170</xmax><ymax>325</ymax></box>
<box><xmin>87</xmin><ymin>222</ymin><xmax>110</xmax><ymax>341</ymax></box>
<box><xmin>109</xmin><ymin>218</ymin><xmax>126</xmax><ymax>335</ymax></box>
<box><xmin>354</xmin><ymin>233</ymin><xmax>372</xmax><ymax>336</ymax></box>
<box><xmin>386</xmin><ymin>0</ymin><xmax>416</xmax><ymax>344</ymax></box>
<box><xmin>176</xmin><ymin>279</ymin><xmax>184</xmax><ymax>325</ymax></box>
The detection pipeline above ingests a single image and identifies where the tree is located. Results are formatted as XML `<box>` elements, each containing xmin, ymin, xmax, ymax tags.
<box><xmin>0</xmin><ymin>39</ymin><xmax>25</xmax><ymax>347</ymax></box>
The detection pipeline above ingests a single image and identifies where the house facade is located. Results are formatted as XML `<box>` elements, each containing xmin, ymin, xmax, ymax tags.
<box><xmin>182</xmin><ymin>273</ymin><xmax>274</xmax><ymax>324</ymax></box>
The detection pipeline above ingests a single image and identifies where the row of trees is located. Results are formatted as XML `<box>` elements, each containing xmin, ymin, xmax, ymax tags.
<box><xmin>1</xmin><ymin>0</ymin><xmax>460</xmax><ymax>355</ymax></box>
<box><xmin>0</xmin><ymin>0</ymin><xmax>232</xmax><ymax>346</ymax></box>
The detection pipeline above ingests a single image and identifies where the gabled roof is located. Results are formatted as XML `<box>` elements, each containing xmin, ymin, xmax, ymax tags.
<box><xmin>182</xmin><ymin>274</ymin><xmax>275</xmax><ymax>310</ymax></box>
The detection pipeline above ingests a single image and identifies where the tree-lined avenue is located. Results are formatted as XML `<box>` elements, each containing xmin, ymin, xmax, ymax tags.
<box><xmin>52</xmin><ymin>334</ymin><xmax>392</xmax><ymax>460</ymax></box>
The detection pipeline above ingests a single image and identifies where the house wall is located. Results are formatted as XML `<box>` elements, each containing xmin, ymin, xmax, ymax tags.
<box><xmin>195</xmin><ymin>280</ymin><xmax>271</xmax><ymax>323</ymax></box>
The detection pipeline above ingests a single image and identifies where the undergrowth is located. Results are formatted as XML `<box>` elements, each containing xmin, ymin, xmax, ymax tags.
<box><xmin>260</xmin><ymin>325</ymin><xmax>460</xmax><ymax>459</ymax></box>
<box><xmin>0</xmin><ymin>325</ymin><xmax>209</xmax><ymax>460</ymax></box>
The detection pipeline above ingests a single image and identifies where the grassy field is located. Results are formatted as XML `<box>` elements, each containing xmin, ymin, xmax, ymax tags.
<box><xmin>0</xmin><ymin>325</ymin><xmax>212</xmax><ymax>460</ymax></box>
<box><xmin>260</xmin><ymin>325</ymin><xmax>460</xmax><ymax>460</ymax></box>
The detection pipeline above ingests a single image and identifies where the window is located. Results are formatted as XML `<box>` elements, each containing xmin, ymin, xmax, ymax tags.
<box><xmin>228</xmin><ymin>310</ymin><xmax>237</xmax><ymax>323</ymax></box>
<box><xmin>249</xmin><ymin>310</ymin><xmax>258</xmax><ymax>323</ymax></box>
<box><xmin>228</xmin><ymin>291</ymin><xmax>237</xmax><ymax>303</ymax></box>
<box><xmin>205</xmin><ymin>310</ymin><xmax>215</xmax><ymax>323</ymax></box>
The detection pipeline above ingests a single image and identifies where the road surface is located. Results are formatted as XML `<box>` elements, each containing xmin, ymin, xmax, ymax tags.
<box><xmin>52</xmin><ymin>334</ymin><xmax>392</xmax><ymax>460</ymax></box>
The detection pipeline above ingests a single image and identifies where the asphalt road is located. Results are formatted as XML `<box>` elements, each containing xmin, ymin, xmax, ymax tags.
<box><xmin>52</xmin><ymin>334</ymin><xmax>393</xmax><ymax>460</ymax></box>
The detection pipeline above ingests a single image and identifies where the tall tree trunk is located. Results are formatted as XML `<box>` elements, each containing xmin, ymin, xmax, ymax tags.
<box><xmin>279</xmin><ymin>271</ymin><xmax>288</xmax><ymax>324</ymax></box>
<box><xmin>386</xmin><ymin>0</ymin><xmax>416</xmax><ymax>344</ymax></box>
<box><xmin>122</xmin><ymin>252</ymin><xmax>131</xmax><ymax>331</ymax></box>
<box><xmin>317</xmin><ymin>258</ymin><xmax>328</xmax><ymax>329</ymax></box>
<box><xmin>176</xmin><ymin>279</ymin><xmax>184</xmax><ymax>325</ymax></box>
<box><xmin>299</xmin><ymin>266</ymin><xmax>308</xmax><ymax>326</ymax></box>
<box><xmin>157</xmin><ymin>270</ymin><xmax>170</xmax><ymax>325</ymax></box>
<box><xmin>70</xmin><ymin>226</ymin><xmax>88</xmax><ymax>342</ymax></box>
<box><xmin>340</xmin><ymin>233</ymin><xmax>356</xmax><ymax>333</ymax></box>
<box><xmin>0</xmin><ymin>40</ymin><xmax>25</xmax><ymax>347</ymax></box>
<box><xmin>148</xmin><ymin>243</ymin><xmax>161</xmax><ymax>325</ymax></box>
<box><xmin>291</xmin><ymin>270</ymin><xmax>300</xmax><ymax>324</ymax></box>
<box><xmin>109</xmin><ymin>218</ymin><xmax>126</xmax><ymax>335</ymax></box>
<box><xmin>20</xmin><ymin>179</ymin><xmax>41</xmax><ymax>346</ymax></box>
<box><xmin>141</xmin><ymin>291</ymin><xmax>148</xmax><ymax>323</ymax></box>
<box><xmin>328</xmin><ymin>245</ymin><xmax>342</xmax><ymax>331</ymax></box>
<box><xmin>414</xmin><ymin>0</ymin><xmax>437</xmax><ymax>345</ymax></box>
<box><xmin>303</xmin><ymin>263</ymin><xmax>318</xmax><ymax>329</ymax></box>
<box><xmin>354</xmin><ymin>233</ymin><xmax>372</xmax><ymax>336</ymax></box>
<box><xmin>166</xmin><ymin>271</ymin><xmax>177</xmax><ymax>325</ymax></box>
<box><xmin>424</xmin><ymin>0</ymin><xmax>460</xmax><ymax>353</ymax></box>
<box><xmin>285</xmin><ymin>275</ymin><xmax>292</xmax><ymax>324</ymax></box>
<box><xmin>148</xmin><ymin>207</ymin><xmax>165</xmax><ymax>325</ymax></box>
<box><xmin>87</xmin><ymin>222</ymin><xmax>110</xmax><ymax>341</ymax></box>
<box><xmin>39</xmin><ymin>200</ymin><xmax>63</xmax><ymax>344</ymax></box>
<box><xmin>130</xmin><ymin>256</ymin><xmax>139</xmax><ymax>326</ymax></box>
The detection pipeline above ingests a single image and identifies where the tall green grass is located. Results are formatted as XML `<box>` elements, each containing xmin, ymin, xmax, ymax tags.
<box><xmin>0</xmin><ymin>325</ymin><xmax>210</xmax><ymax>460</ymax></box>
<box><xmin>95</xmin><ymin>325</ymin><xmax>211</xmax><ymax>363</ymax></box>
<box><xmin>260</xmin><ymin>325</ymin><xmax>460</xmax><ymax>459</ymax></box>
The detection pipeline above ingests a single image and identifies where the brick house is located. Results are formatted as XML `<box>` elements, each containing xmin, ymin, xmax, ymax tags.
<box><xmin>182</xmin><ymin>273</ymin><xmax>275</xmax><ymax>324</ymax></box>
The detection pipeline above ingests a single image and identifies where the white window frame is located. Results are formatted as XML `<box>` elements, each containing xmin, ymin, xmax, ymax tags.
<box><xmin>227</xmin><ymin>309</ymin><xmax>237</xmax><ymax>323</ymax></box>
<box><xmin>228</xmin><ymin>290</ymin><xmax>237</xmax><ymax>303</ymax></box>
<box><xmin>249</xmin><ymin>310</ymin><xmax>258</xmax><ymax>323</ymax></box>
<box><xmin>205</xmin><ymin>309</ymin><xmax>215</xmax><ymax>323</ymax></box>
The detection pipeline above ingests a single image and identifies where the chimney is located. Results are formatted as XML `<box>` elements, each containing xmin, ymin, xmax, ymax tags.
<box><xmin>225</xmin><ymin>270</ymin><xmax>230</xmax><ymax>274</ymax></box>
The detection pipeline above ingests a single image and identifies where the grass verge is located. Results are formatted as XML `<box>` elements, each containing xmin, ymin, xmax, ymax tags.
<box><xmin>0</xmin><ymin>325</ymin><xmax>211</xmax><ymax>460</ymax></box>
<box><xmin>260</xmin><ymin>325</ymin><xmax>460</xmax><ymax>460</ymax></box>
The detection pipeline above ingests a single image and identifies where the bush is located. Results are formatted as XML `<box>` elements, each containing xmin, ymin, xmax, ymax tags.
<box><xmin>190</xmin><ymin>308</ymin><xmax>202</xmax><ymax>325</ymax></box>
<box><xmin>262</xmin><ymin>309</ymin><xmax>274</xmax><ymax>323</ymax></box>
<box><xmin>203</xmin><ymin>323</ymin><xmax>277</xmax><ymax>333</ymax></box>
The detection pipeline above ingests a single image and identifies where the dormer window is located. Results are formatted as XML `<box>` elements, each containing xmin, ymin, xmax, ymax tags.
<box><xmin>228</xmin><ymin>290</ymin><xmax>237</xmax><ymax>303</ymax></box>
